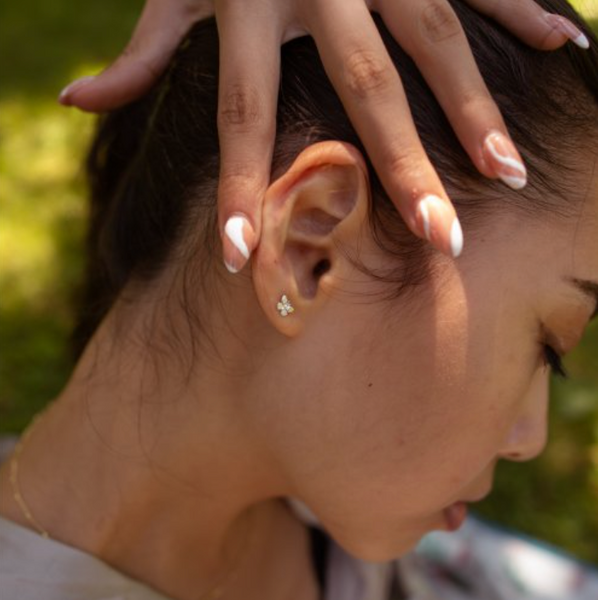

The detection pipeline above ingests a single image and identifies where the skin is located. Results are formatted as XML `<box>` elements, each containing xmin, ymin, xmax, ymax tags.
<box><xmin>0</xmin><ymin>141</ymin><xmax>596</xmax><ymax>600</ymax></box>
<box><xmin>57</xmin><ymin>0</ymin><xmax>587</xmax><ymax>265</ymax></box>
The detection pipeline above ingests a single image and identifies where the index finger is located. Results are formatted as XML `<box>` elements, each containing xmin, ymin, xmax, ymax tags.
<box><xmin>215</xmin><ymin>3</ymin><xmax>282</xmax><ymax>273</ymax></box>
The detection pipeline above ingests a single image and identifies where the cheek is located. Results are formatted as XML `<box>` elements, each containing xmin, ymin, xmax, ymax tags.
<box><xmin>277</xmin><ymin>289</ymin><xmax>539</xmax><ymax>558</ymax></box>
<box><xmin>329</xmin><ymin>303</ymin><xmax>530</xmax><ymax>495</ymax></box>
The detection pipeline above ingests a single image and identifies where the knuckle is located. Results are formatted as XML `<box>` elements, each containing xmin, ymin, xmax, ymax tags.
<box><xmin>344</xmin><ymin>48</ymin><xmax>393</xmax><ymax>100</ymax></box>
<box><xmin>118</xmin><ymin>39</ymin><xmax>161</xmax><ymax>80</ymax></box>
<box><xmin>137</xmin><ymin>56</ymin><xmax>162</xmax><ymax>82</ymax></box>
<box><xmin>382</xmin><ymin>143</ymin><xmax>425</xmax><ymax>179</ymax></box>
<box><xmin>182</xmin><ymin>0</ymin><xmax>214</xmax><ymax>20</ymax></box>
<box><xmin>219</xmin><ymin>162</ymin><xmax>265</xmax><ymax>196</ymax></box>
<box><xmin>218</xmin><ymin>84</ymin><xmax>263</xmax><ymax>132</ymax></box>
<box><xmin>418</xmin><ymin>0</ymin><xmax>462</xmax><ymax>45</ymax></box>
<box><xmin>119</xmin><ymin>37</ymin><xmax>151</xmax><ymax>68</ymax></box>
<box><xmin>458</xmin><ymin>88</ymin><xmax>497</xmax><ymax>120</ymax></box>
<box><xmin>122</xmin><ymin>39</ymin><xmax>140</xmax><ymax>59</ymax></box>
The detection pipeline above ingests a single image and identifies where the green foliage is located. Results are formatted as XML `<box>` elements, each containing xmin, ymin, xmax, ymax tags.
<box><xmin>0</xmin><ymin>0</ymin><xmax>142</xmax><ymax>432</ymax></box>
<box><xmin>1</xmin><ymin>0</ymin><xmax>597</xmax><ymax>564</ymax></box>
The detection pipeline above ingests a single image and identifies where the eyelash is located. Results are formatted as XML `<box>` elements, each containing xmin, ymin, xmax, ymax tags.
<box><xmin>543</xmin><ymin>344</ymin><xmax>569</xmax><ymax>379</ymax></box>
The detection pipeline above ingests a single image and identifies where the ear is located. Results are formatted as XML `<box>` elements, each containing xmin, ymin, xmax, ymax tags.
<box><xmin>252</xmin><ymin>141</ymin><xmax>370</xmax><ymax>337</ymax></box>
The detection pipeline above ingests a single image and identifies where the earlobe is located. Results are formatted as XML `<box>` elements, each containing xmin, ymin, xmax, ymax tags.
<box><xmin>252</xmin><ymin>141</ymin><xmax>370</xmax><ymax>337</ymax></box>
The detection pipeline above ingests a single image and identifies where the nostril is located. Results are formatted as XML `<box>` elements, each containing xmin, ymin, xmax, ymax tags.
<box><xmin>502</xmin><ymin>450</ymin><xmax>524</xmax><ymax>462</ymax></box>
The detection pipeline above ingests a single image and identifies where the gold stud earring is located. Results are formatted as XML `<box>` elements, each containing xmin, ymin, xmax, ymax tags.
<box><xmin>276</xmin><ymin>294</ymin><xmax>295</xmax><ymax>317</ymax></box>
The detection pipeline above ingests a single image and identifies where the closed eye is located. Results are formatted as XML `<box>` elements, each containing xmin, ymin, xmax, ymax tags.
<box><xmin>543</xmin><ymin>345</ymin><xmax>568</xmax><ymax>379</ymax></box>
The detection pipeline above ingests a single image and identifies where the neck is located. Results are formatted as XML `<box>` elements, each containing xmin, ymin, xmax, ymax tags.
<box><xmin>0</xmin><ymin>296</ymin><xmax>319</xmax><ymax>600</ymax></box>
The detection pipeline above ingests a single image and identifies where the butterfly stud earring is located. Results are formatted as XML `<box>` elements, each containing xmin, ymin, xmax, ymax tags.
<box><xmin>276</xmin><ymin>294</ymin><xmax>295</xmax><ymax>317</ymax></box>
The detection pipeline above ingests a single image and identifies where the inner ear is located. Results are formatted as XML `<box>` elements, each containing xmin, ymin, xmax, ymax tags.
<box><xmin>287</xmin><ymin>242</ymin><xmax>333</xmax><ymax>299</ymax></box>
<box><xmin>285</xmin><ymin>166</ymin><xmax>361</xmax><ymax>300</ymax></box>
<box><xmin>289</xmin><ymin>173</ymin><xmax>359</xmax><ymax>238</ymax></box>
<box><xmin>313</xmin><ymin>257</ymin><xmax>332</xmax><ymax>279</ymax></box>
<box><xmin>291</xmin><ymin>208</ymin><xmax>342</xmax><ymax>237</ymax></box>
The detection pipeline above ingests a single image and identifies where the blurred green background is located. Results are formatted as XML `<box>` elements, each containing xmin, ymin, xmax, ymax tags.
<box><xmin>1</xmin><ymin>0</ymin><xmax>597</xmax><ymax>564</ymax></box>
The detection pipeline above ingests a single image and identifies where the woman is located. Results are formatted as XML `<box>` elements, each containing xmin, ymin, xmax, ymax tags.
<box><xmin>0</xmin><ymin>1</ymin><xmax>597</xmax><ymax>599</ymax></box>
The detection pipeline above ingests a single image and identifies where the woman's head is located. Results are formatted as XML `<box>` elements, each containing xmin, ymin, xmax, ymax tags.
<box><xmin>78</xmin><ymin>0</ymin><xmax>598</xmax><ymax>560</ymax></box>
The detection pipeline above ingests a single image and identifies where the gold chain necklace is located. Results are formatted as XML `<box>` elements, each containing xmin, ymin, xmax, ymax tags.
<box><xmin>9</xmin><ymin>409</ymin><xmax>51</xmax><ymax>538</ymax></box>
<box><xmin>9</xmin><ymin>406</ymin><xmax>254</xmax><ymax>600</ymax></box>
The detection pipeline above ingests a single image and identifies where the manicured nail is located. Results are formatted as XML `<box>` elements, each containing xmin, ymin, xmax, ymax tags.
<box><xmin>224</xmin><ymin>261</ymin><xmax>239</xmax><ymax>274</ymax></box>
<box><xmin>223</xmin><ymin>215</ymin><xmax>254</xmax><ymax>274</ymax></box>
<box><xmin>483</xmin><ymin>131</ymin><xmax>527</xmax><ymax>190</ymax></box>
<box><xmin>545</xmin><ymin>14</ymin><xmax>590</xmax><ymax>49</ymax></box>
<box><xmin>450</xmin><ymin>217</ymin><xmax>463</xmax><ymax>259</ymax></box>
<box><xmin>417</xmin><ymin>195</ymin><xmax>464</xmax><ymax>259</ymax></box>
<box><xmin>58</xmin><ymin>76</ymin><xmax>96</xmax><ymax>105</ymax></box>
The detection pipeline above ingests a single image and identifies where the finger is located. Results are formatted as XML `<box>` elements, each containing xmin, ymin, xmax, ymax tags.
<box><xmin>59</xmin><ymin>0</ymin><xmax>212</xmax><ymax>112</ymax></box>
<box><xmin>464</xmin><ymin>0</ymin><xmax>590</xmax><ymax>50</ymax></box>
<box><xmin>306</xmin><ymin>0</ymin><xmax>463</xmax><ymax>258</ymax></box>
<box><xmin>216</xmin><ymin>2</ymin><xmax>282</xmax><ymax>273</ymax></box>
<box><xmin>377</xmin><ymin>0</ymin><xmax>527</xmax><ymax>188</ymax></box>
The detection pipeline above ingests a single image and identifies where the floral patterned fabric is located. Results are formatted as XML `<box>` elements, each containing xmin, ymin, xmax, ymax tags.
<box><xmin>398</xmin><ymin>517</ymin><xmax>598</xmax><ymax>600</ymax></box>
<box><xmin>289</xmin><ymin>498</ymin><xmax>598</xmax><ymax>600</ymax></box>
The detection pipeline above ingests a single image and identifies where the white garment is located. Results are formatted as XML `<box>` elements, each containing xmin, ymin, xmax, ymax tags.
<box><xmin>0</xmin><ymin>514</ymin><xmax>169</xmax><ymax>600</ymax></box>
<box><xmin>0</xmin><ymin>504</ymin><xmax>393</xmax><ymax>600</ymax></box>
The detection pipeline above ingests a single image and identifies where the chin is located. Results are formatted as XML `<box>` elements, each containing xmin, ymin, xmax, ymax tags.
<box><xmin>328</xmin><ymin>525</ymin><xmax>426</xmax><ymax>563</ymax></box>
<box><xmin>289</xmin><ymin>497</ymin><xmax>430</xmax><ymax>562</ymax></box>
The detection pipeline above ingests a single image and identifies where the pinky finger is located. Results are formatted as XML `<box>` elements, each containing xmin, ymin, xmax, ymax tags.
<box><xmin>59</xmin><ymin>0</ymin><xmax>209</xmax><ymax>112</ymax></box>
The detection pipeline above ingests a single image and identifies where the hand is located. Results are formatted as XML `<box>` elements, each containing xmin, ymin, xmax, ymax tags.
<box><xmin>59</xmin><ymin>0</ymin><xmax>590</xmax><ymax>269</ymax></box>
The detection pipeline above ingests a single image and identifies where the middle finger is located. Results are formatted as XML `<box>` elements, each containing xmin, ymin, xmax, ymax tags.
<box><xmin>305</xmin><ymin>0</ymin><xmax>464</xmax><ymax>257</ymax></box>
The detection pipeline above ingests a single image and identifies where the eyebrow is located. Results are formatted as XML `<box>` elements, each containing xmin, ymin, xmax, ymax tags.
<box><xmin>566</xmin><ymin>277</ymin><xmax>598</xmax><ymax>322</ymax></box>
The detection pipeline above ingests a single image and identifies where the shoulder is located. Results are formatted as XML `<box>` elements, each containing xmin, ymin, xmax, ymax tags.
<box><xmin>0</xmin><ymin>434</ymin><xmax>169</xmax><ymax>600</ymax></box>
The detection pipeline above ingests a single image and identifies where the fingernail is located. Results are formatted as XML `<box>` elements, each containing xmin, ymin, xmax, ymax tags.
<box><xmin>417</xmin><ymin>195</ymin><xmax>464</xmax><ymax>259</ymax></box>
<box><xmin>545</xmin><ymin>14</ymin><xmax>590</xmax><ymax>50</ymax></box>
<box><xmin>483</xmin><ymin>131</ymin><xmax>527</xmax><ymax>190</ymax></box>
<box><xmin>58</xmin><ymin>76</ymin><xmax>96</xmax><ymax>105</ymax></box>
<box><xmin>450</xmin><ymin>217</ymin><xmax>463</xmax><ymax>259</ymax></box>
<box><xmin>223</xmin><ymin>215</ymin><xmax>255</xmax><ymax>274</ymax></box>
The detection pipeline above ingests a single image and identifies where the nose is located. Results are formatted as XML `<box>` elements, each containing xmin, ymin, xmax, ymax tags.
<box><xmin>498</xmin><ymin>368</ymin><xmax>549</xmax><ymax>462</ymax></box>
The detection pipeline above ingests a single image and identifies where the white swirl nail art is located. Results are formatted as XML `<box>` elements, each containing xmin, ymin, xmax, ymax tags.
<box><xmin>450</xmin><ymin>218</ymin><xmax>464</xmax><ymax>259</ymax></box>
<box><xmin>417</xmin><ymin>195</ymin><xmax>464</xmax><ymax>259</ymax></box>
<box><xmin>418</xmin><ymin>199</ymin><xmax>432</xmax><ymax>241</ymax></box>
<box><xmin>484</xmin><ymin>134</ymin><xmax>527</xmax><ymax>190</ymax></box>
<box><xmin>545</xmin><ymin>14</ymin><xmax>590</xmax><ymax>50</ymax></box>
<box><xmin>224</xmin><ymin>261</ymin><xmax>239</xmax><ymax>274</ymax></box>
<box><xmin>224</xmin><ymin>216</ymin><xmax>250</xmax><ymax>259</ymax></box>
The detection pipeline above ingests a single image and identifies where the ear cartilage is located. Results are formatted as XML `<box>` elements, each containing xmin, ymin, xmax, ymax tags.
<box><xmin>276</xmin><ymin>294</ymin><xmax>295</xmax><ymax>317</ymax></box>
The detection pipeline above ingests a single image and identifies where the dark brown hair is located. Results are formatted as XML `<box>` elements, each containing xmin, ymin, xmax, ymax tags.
<box><xmin>74</xmin><ymin>0</ymin><xmax>598</xmax><ymax>356</ymax></box>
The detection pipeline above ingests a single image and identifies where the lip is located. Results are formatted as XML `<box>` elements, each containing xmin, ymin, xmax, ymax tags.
<box><xmin>440</xmin><ymin>486</ymin><xmax>493</xmax><ymax>532</ymax></box>
<box><xmin>443</xmin><ymin>502</ymin><xmax>468</xmax><ymax>531</ymax></box>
